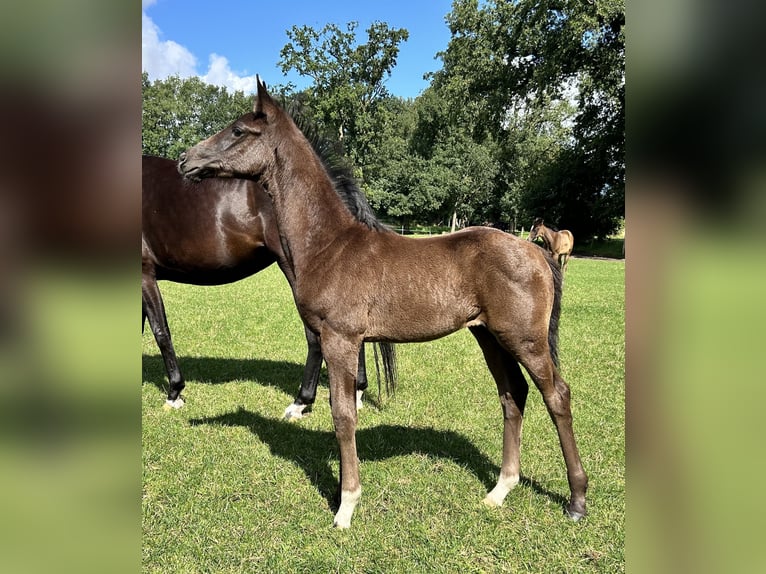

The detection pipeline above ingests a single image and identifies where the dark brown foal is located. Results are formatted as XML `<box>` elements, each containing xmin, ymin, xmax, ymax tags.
<box><xmin>178</xmin><ymin>79</ymin><xmax>587</xmax><ymax>528</ymax></box>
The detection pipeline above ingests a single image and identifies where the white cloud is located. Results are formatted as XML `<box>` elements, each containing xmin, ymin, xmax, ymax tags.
<box><xmin>142</xmin><ymin>11</ymin><xmax>197</xmax><ymax>79</ymax></box>
<box><xmin>201</xmin><ymin>54</ymin><xmax>260</xmax><ymax>94</ymax></box>
<box><xmin>142</xmin><ymin>9</ymin><xmax>259</xmax><ymax>94</ymax></box>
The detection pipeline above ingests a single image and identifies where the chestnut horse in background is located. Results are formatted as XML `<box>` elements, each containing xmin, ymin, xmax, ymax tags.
<box><xmin>178</xmin><ymin>79</ymin><xmax>587</xmax><ymax>529</ymax></box>
<box><xmin>142</xmin><ymin>155</ymin><xmax>396</xmax><ymax>416</ymax></box>
<box><xmin>529</xmin><ymin>218</ymin><xmax>574</xmax><ymax>271</ymax></box>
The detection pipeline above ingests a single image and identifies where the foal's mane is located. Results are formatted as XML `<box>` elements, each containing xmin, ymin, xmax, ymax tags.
<box><xmin>283</xmin><ymin>101</ymin><xmax>389</xmax><ymax>233</ymax></box>
<box><xmin>534</xmin><ymin>218</ymin><xmax>560</xmax><ymax>232</ymax></box>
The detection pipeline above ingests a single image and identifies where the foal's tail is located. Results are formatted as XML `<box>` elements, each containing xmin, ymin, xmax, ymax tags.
<box><xmin>545</xmin><ymin>255</ymin><xmax>563</xmax><ymax>369</ymax></box>
<box><xmin>372</xmin><ymin>342</ymin><xmax>398</xmax><ymax>401</ymax></box>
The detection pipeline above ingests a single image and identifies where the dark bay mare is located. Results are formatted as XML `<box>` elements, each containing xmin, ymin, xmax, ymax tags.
<box><xmin>142</xmin><ymin>155</ymin><xmax>396</xmax><ymax>416</ymax></box>
<box><xmin>178</xmin><ymin>79</ymin><xmax>587</xmax><ymax>528</ymax></box>
<box><xmin>529</xmin><ymin>218</ymin><xmax>574</xmax><ymax>271</ymax></box>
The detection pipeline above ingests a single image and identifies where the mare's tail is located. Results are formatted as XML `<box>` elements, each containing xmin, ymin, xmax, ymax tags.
<box><xmin>545</xmin><ymin>255</ymin><xmax>563</xmax><ymax>369</ymax></box>
<box><xmin>372</xmin><ymin>342</ymin><xmax>398</xmax><ymax>401</ymax></box>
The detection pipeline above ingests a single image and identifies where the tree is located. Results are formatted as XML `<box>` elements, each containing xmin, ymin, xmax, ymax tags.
<box><xmin>364</xmin><ymin>90</ymin><xmax>500</xmax><ymax>230</ymax></box>
<box><xmin>141</xmin><ymin>73</ymin><xmax>251</xmax><ymax>159</ymax></box>
<box><xmin>434</xmin><ymin>0</ymin><xmax>625</xmax><ymax>239</ymax></box>
<box><xmin>278</xmin><ymin>21</ymin><xmax>409</xmax><ymax>169</ymax></box>
<box><xmin>364</xmin><ymin>97</ymin><xmax>425</xmax><ymax>226</ymax></box>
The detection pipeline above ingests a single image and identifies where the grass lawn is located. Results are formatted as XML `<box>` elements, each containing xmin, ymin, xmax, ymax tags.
<box><xmin>142</xmin><ymin>256</ymin><xmax>624</xmax><ymax>573</ymax></box>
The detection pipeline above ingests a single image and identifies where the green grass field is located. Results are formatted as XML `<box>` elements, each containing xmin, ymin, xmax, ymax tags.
<box><xmin>142</xmin><ymin>256</ymin><xmax>624</xmax><ymax>573</ymax></box>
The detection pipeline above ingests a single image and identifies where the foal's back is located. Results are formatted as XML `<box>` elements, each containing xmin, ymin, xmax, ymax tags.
<box><xmin>309</xmin><ymin>226</ymin><xmax>555</xmax><ymax>342</ymax></box>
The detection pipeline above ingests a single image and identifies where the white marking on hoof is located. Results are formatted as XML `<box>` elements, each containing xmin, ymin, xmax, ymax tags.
<box><xmin>483</xmin><ymin>473</ymin><xmax>520</xmax><ymax>507</ymax></box>
<box><xmin>332</xmin><ymin>487</ymin><xmax>361</xmax><ymax>529</ymax></box>
<box><xmin>567</xmin><ymin>509</ymin><xmax>585</xmax><ymax>522</ymax></box>
<box><xmin>283</xmin><ymin>402</ymin><xmax>307</xmax><ymax>421</ymax></box>
<box><xmin>356</xmin><ymin>390</ymin><xmax>364</xmax><ymax>410</ymax></box>
<box><xmin>163</xmin><ymin>397</ymin><xmax>184</xmax><ymax>410</ymax></box>
<box><xmin>566</xmin><ymin>505</ymin><xmax>586</xmax><ymax>522</ymax></box>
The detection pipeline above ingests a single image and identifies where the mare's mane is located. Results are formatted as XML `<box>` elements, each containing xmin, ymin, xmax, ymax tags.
<box><xmin>284</xmin><ymin>101</ymin><xmax>389</xmax><ymax>233</ymax></box>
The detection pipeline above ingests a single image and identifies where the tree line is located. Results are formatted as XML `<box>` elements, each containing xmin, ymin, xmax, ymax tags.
<box><xmin>142</xmin><ymin>0</ymin><xmax>624</xmax><ymax>240</ymax></box>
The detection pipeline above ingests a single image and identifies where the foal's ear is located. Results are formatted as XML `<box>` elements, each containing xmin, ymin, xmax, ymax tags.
<box><xmin>253</xmin><ymin>76</ymin><xmax>272</xmax><ymax>118</ymax></box>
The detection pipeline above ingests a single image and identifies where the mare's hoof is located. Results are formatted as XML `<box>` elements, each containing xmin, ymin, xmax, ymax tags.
<box><xmin>356</xmin><ymin>390</ymin><xmax>364</xmax><ymax>410</ymax></box>
<box><xmin>283</xmin><ymin>403</ymin><xmax>307</xmax><ymax>421</ymax></box>
<box><xmin>163</xmin><ymin>397</ymin><xmax>185</xmax><ymax>410</ymax></box>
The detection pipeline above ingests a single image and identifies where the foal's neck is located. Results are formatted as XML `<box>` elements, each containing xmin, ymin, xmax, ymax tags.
<box><xmin>541</xmin><ymin>226</ymin><xmax>555</xmax><ymax>248</ymax></box>
<box><xmin>266</xmin><ymin>134</ymin><xmax>357</xmax><ymax>269</ymax></box>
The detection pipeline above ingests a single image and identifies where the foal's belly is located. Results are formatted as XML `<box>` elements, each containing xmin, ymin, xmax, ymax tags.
<box><xmin>364</xmin><ymin>294</ymin><xmax>484</xmax><ymax>343</ymax></box>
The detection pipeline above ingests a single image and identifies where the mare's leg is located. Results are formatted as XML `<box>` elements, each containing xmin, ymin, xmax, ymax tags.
<box><xmin>355</xmin><ymin>345</ymin><xmax>368</xmax><ymax>409</ymax></box>
<box><xmin>509</xmin><ymin>337</ymin><xmax>588</xmax><ymax>520</ymax></box>
<box><xmin>322</xmin><ymin>330</ymin><xmax>363</xmax><ymax>529</ymax></box>
<box><xmin>142</xmin><ymin>275</ymin><xmax>185</xmax><ymax>408</ymax></box>
<box><xmin>284</xmin><ymin>326</ymin><xmax>323</xmax><ymax>420</ymax></box>
<box><xmin>283</xmin><ymin>329</ymin><xmax>368</xmax><ymax>420</ymax></box>
<box><xmin>470</xmin><ymin>326</ymin><xmax>529</xmax><ymax>508</ymax></box>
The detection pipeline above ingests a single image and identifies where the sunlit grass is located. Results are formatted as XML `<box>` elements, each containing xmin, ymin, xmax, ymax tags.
<box><xmin>143</xmin><ymin>257</ymin><xmax>624</xmax><ymax>573</ymax></box>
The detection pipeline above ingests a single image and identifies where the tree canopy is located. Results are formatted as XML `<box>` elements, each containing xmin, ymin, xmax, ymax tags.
<box><xmin>432</xmin><ymin>0</ymin><xmax>625</xmax><ymax>238</ymax></box>
<box><xmin>142</xmin><ymin>2</ymin><xmax>624</xmax><ymax>238</ymax></box>
<box><xmin>141</xmin><ymin>73</ymin><xmax>252</xmax><ymax>160</ymax></box>
<box><xmin>278</xmin><ymin>21</ymin><xmax>409</xmax><ymax>169</ymax></box>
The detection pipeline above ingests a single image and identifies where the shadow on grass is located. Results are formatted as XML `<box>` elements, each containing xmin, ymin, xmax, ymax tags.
<box><xmin>189</xmin><ymin>407</ymin><xmax>568</xmax><ymax>514</ymax></box>
<box><xmin>142</xmin><ymin>354</ymin><xmax>308</xmax><ymax>398</ymax></box>
<box><xmin>141</xmin><ymin>351</ymin><xmax>392</xmax><ymax>410</ymax></box>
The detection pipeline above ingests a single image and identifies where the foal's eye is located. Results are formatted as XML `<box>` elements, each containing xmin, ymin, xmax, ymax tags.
<box><xmin>232</xmin><ymin>127</ymin><xmax>243</xmax><ymax>137</ymax></box>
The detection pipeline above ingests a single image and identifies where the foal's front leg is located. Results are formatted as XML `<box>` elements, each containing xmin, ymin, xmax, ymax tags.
<box><xmin>322</xmin><ymin>331</ymin><xmax>363</xmax><ymax>529</ymax></box>
<box><xmin>284</xmin><ymin>328</ymin><xmax>368</xmax><ymax>420</ymax></box>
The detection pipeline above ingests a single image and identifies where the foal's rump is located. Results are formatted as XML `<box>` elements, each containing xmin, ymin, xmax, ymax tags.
<box><xmin>440</xmin><ymin>227</ymin><xmax>562</xmax><ymax>365</ymax></box>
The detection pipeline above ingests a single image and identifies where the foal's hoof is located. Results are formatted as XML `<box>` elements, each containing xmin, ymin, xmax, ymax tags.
<box><xmin>163</xmin><ymin>397</ymin><xmax>185</xmax><ymax>410</ymax></box>
<box><xmin>332</xmin><ymin>519</ymin><xmax>351</xmax><ymax>530</ymax></box>
<box><xmin>565</xmin><ymin>504</ymin><xmax>586</xmax><ymax>522</ymax></box>
<box><xmin>481</xmin><ymin>496</ymin><xmax>502</xmax><ymax>508</ymax></box>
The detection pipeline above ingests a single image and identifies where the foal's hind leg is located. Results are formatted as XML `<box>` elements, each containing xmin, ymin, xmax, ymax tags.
<box><xmin>470</xmin><ymin>327</ymin><xmax>528</xmax><ymax>508</ymax></box>
<box><xmin>516</xmin><ymin>344</ymin><xmax>588</xmax><ymax>520</ymax></box>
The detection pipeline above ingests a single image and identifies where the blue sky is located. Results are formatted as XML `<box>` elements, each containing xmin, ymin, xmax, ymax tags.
<box><xmin>142</xmin><ymin>0</ymin><xmax>454</xmax><ymax>99</ymax></box>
